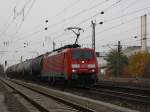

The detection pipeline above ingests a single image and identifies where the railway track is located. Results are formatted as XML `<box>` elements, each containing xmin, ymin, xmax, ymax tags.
<box><xmin>63</xmin><ymin>83</ymin><xmax>150</xmax><ymax>112</ymax></box>
<box><xmin>0</xmin><ymin>78</ymin><xmax>138</xmax><ymax>112</ymax></box>
<box><xmin>85</xmin><ymin>86</ymin><xmax>150</xmax><ymax>104</ymax></box>
<box><xmin>0</xmin><ymin>78</ymin><xmax>93</xmax><ymax>112</ymax></box>
<box><xmin>22</xmin><ymin>79</ymin><xmax>150</xmax><ymax>104</ymax></box>
<box><xmin>68</xmin><ymin>82</ymin><xmax>150</xmax><ymax>105</ymax></box>
<box><xmin>91</xmin><ymin>82</ymin><xmax>150</xmax><ymax>104</ymax></box>
<box><xmin>94</xmin><ymin>82</ymin><xmax>150</xmax><ymax>95</ymax></box>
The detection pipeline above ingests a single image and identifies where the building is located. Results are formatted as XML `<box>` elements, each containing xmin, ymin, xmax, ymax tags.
<box><xmin>123</xmin><ymin>46</ymin><xmax>150</xmax><ymax>57</ymax></box>
<box><xmin>96</xmin><ymin>52</ymin><xmax>108</xmax><ymax>79</ymax></box>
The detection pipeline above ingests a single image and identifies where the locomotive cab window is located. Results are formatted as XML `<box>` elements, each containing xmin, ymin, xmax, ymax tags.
<box><xmin>72</xmin><ymin>50</ymin><xmax>93</xmax><ymax>60</ymax></box>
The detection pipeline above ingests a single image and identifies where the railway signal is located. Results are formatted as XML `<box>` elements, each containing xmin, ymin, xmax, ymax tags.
<box><xmin>117</xmin><ymin>41</ymin><xmax>122</xmax><ymax>76</ymax></box>
<box><xmin>5</xmin><ymin>60</ymin><xmax>7</xmax><ymax>66</ymax></box>
<box><xmin>118</xmin><ymin>41</ymin><xmax>122</xmax><ymax>54</ymax></box>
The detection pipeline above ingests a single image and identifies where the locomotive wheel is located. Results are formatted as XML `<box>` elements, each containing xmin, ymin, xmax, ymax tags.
<box><xmin>65</xmin><ymin>80</ymin><xmax>72</xmax><ymax>88</ymax></box>
<box><xmin>63</xmin><ymin>80</ymin><xmax>68</xmax><ymax>88</ymax></box>
<box><xmin>51</xmin><ymin>77</ymin><xmax>56</xmax><ymax>86</ymax></box>
<box><xmin>48</xmin><ymin>77</ymin><xmax>53</xmax><ymax>85</ymax></box>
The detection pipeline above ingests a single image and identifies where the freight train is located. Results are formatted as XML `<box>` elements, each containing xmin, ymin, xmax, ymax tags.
<box><xmin>6</xmin><ymin>44</ymin><xmax>99</xmax><ymax>86</ymax></box>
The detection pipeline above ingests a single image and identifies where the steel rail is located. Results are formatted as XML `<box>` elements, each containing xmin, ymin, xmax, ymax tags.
<box><xmin>0</xmin><ymin>78</ymin><xmax>50</xmax><ymax>112</ymax></box>
<box><xmin>8</xmin><ymin>80</ymin><xmax>137</xmax><ymax>112</ymax></box>
<box><xmin>87</xmin><ymin>87</ymin><xmax>150</xmax><ymax>104</ymax></box>
<box><xmin>1</xmin><ymin>78</ymin><xmax>97</xmax><ymax>112</ymax></box>
<box><xmin>94</xmin><ymin>82</ymin><xmax>150</xmax><ymax>96</ymax></box>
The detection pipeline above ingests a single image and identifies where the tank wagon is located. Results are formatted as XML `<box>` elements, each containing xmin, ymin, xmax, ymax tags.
<box><xmin>6</xmin><ymin>44</ymin><xmax>99</xmax><ymax>85</ymax></box>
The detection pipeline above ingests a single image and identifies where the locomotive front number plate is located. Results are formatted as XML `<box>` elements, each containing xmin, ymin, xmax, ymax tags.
<box><xmin>81</xmin><ymin>64</ymin><xmax>87</xmax><ymax>68</ymax></box>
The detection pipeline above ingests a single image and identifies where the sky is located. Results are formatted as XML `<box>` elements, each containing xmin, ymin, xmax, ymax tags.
<box><xmin>0</xmin><ymin>0</ymin><xmax>150</xmax><ymax>66</ymax></box>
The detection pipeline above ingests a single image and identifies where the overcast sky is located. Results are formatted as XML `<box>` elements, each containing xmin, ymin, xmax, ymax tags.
<box><xmin>0</xmin><ymin>0</ymin><xmax>150</xmax><ymax>66</ymax></box>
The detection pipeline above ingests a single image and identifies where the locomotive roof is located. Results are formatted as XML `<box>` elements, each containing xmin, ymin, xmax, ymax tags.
<box><xmin>53</xmin><ymin>44</ymin><xmax>80</xmax><ymax>52</ymax></box>
<box><xmin>69</xmin><ymin>47</ymin><xmax>94</xmax><ymax>50</ymax></box>
<box><xmin>21</xmin><ymin>44</ymin><xmax>93</xmax><ymax>61</ymax></box>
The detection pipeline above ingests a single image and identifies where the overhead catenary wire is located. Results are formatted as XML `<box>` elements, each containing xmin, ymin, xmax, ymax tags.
<box><xmin>13</xmin><ymin>0</ymin><xmax>125</xmax><ymax>43</ymax></box>
<box><xmin>0</xmin><ymin>0</ymin><xmax>30</xmax><ymax>37</ymax></box>
<box><xmin>12</xmin><ymin>1</ymin><xmax>145</xmax><ymax>50</ymax></box>
<box><xmin>6</xmin><ymin>0</ymin><xmax>37</xmax><ymax>56</ymax></box>
<box><xmin>12</xmin><ymin>0</ymin><xmax>36</xmax><ymax>38</ymax></box>
<box><xmin>97</xmin><ymin>14</ymin><xmax>148</xmax><ymax>35</ymax></box>
<box><xmin>23</xmin><ymin>4</ymin><xmax>150</xmax><ymax>42</ymax></box>
<box><xmin>0</xmin><ymin>17</ymin><xmax>15</xmax><ymax>38</ymax></box>
<box><xmin>2</xmin><ymin>0</ymin><xmax>150</xmax><ymax>65</ymax></box>
<box><xmin>96</xmin><ymin>29</ymin><xmax>150</xmax><ymax>50</ymax></box>
<box><xmin>29</xmin><ymin>0</ymin><xmax>124</xmax><ymax>42</ymax></box>
<box><xmin>51</xmin><ymin>0</ymin><xmax>82</xmax><ymax>18</ymax></box>
<box><xmin>0</xmin><ymin>0</ymin><xmax>34</xmax><ymax>41</ymax></box>
<box><xmin>99</xmin><ymin>34</ymin><xmax>150</xmax><ymax>51</ymax></box>
<box><xmin>12</xmin><ymin>0</ymin><xmax>83</xmax><ymax>41</ymax></box>
<box><xmin>103</xmin><ymin>6</ymin><xmax>150</xmax><ymax>24</ymax></box>
<box><xmin>10</xmin><ymin>1</ymin><xmax>150</xmax><ymax>52</ymax></box>
<box><xmin>12</xmin><ymin>7</ymin><xmax>149</xmax><ymax>46</ymax></box>
<box><xmin>95</xmin><ymin>12</ymin><xmax>150</xmax><ymax>42</ymax></box>
<box><xmin>121</xmin><ymin>0</ymin><xmax>139</xmax><ymax>12</ymax></box>
<box><xmin>12</xmin><ymin>0</ymin><xmax>33</xmax><ymax>30</ymax></box>
<box><xmin>3</xmin><ymin>0</ymin><xmax>37</xmax><ymax>49</ymax></box>
<box><xmin>80</xmin><ymin>12</ymin><xmax>150</xmax><ymax>49</ymax></box>
<box><xmin>74</xmin><ymin>0</ymin><xmax>124</xmax><ymax>26</ymax></box>
<box><xmin>0</xmin><ymin>0</ymin><xmax>118</xmax><ymax>42</ymax></box>
<box><xmin>44</xmin><ymin>0</ymin><xmax>110</xmax><ymax>31</ymax></box>
<box><xmin>80</xmin><ymin>14</ymin><xmax>141</xmax><ymax>42</ymax></box>
<box><xmin>10</xmin><ymin>0</ymin><xmax>109</xmax><ymax>43</ymax></box>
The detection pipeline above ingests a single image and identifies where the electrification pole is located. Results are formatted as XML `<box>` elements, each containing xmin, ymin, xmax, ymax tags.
<box><xmin>91</xmin><ymin>21</ymin><xmax>96</xmax><ymax>50</ymax></box>
<box><xmin>53</xmin><ymin>41</ymin><xmax>56</xmax><ymax>50</ymax></box>
<box><xmin>141</xmin><ymin>14</ymin><xmax>147</xmax><ymax>51</ymax></box>
<box><xmin>91</xmin><ymin>11</ymin><xmax>104</xmax><ymax>50</ymax></box>
<box><xmin>118</xmin><ymin>41</ymin><xmax>122</xmax><ymax>54</ymax></box>
<box><xmin>117</xmin><ymin>41</ymin><xmax>122</xmax><ymax>76</ymax></box>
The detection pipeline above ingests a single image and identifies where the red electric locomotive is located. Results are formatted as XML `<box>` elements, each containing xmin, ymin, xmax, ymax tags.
<box><xmin>6</xmin><ymin>27</ymin><xmax>98</xmax><ymax>86</ymax></box>
<box><xmin>6</xmin><ymin>44</ymin><xmax>99</xmax><ymax>86</ymax></box>
<box><xmin>41</xmin><ymin>44</ymin><xmax>99</xmax><ymax>85</ymax></box>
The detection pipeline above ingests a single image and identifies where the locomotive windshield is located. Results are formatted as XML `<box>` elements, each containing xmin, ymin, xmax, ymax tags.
<box><xmin>72</xmin><ymin>50</ymin><xmax>93</xmax><ymax>60</ymax></box>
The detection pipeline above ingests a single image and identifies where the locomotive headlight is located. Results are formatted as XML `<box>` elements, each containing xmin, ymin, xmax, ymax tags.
<box><xmin>91</xmin><ymin>69</ymin><xmax>95</xmax><ymax>72</ymax></box>
<box><xmin>88</xmin><ymin>64</ymin><xmax>96</xmax><ymax>68</ymax></box>
<box><xmin>72</xmin><ymin>64</ymin><xmax>80</xmax><ymax>68</ymax></box>
<box><xmin>72</xmin><ymin>69</ymin><xmax>76</xmax><ymax>72</ymax></box>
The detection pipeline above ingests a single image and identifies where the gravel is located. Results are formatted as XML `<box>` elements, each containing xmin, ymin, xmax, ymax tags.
<box><xmin>0</xmin><ymin>77</ymin><xmax>30</xmax><ymax>112</ymax></box>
